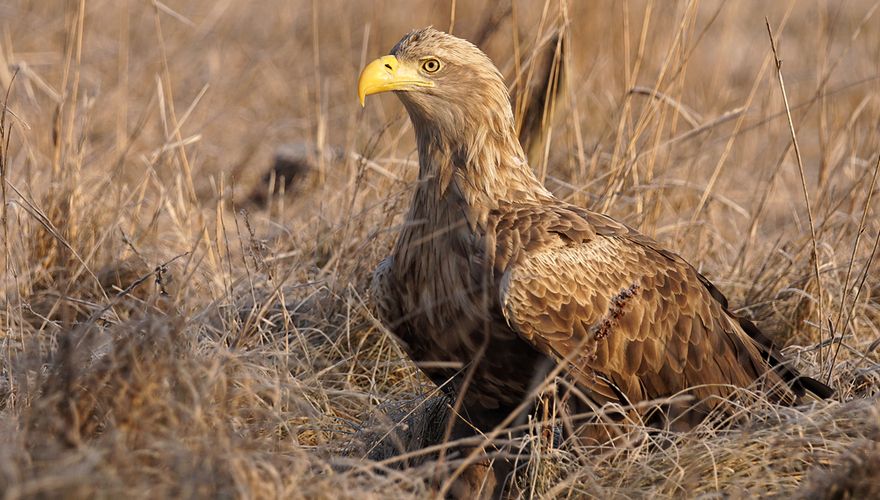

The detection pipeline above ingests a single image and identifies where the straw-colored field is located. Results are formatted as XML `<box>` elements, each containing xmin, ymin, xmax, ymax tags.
<box><xmin>1</xmin><ymin>0</ymin><xmax>879</xmax><ymax>497</ymax></box>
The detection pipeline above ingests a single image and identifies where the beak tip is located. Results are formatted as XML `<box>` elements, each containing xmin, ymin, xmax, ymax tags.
<box><xmin>357</xmin><ymin>55</ymin><xmax>401</xmax><ymax>110</ymax></box>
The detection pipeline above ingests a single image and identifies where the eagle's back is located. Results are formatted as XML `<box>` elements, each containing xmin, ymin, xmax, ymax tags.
<box><xmin>490</xmin><ymin>200</ymin><xmax>829</xmax><ymax>414</ymax></box>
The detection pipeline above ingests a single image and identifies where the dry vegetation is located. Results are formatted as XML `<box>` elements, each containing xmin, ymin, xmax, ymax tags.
<box><xmin>1</xmin><ymin>0</ymin><xmax>879</xmax><ymax>498</ymax></box>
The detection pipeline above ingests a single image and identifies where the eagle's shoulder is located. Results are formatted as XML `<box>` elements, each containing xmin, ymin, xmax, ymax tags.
<box><xmin>486</xmin><ymin>200</ymin><xmax>672</xmax><ymax>272</ymax></box>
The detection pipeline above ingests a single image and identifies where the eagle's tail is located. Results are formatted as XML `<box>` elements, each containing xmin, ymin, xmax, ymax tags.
<box><xmin>738</xmin><ymin>315</ymin><xmax>834</xmax><ymax>399</ymax></box>
<box><xmin>792</xmin><ymin>374</ymin><xmax>835</xmax><ymax>399</ymax></box>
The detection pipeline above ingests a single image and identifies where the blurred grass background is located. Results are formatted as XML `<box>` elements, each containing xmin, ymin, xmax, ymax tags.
<box><xmin>1</xmin><ymin>0</ymin><xmax>879</xmax><ymax>497</ymax></box>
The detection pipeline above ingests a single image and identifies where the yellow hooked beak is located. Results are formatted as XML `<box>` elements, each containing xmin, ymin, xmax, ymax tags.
<box><xmin>357</xmin><ymin>55</ymin><xmax>435</xmax><ymax>107</ymax></box>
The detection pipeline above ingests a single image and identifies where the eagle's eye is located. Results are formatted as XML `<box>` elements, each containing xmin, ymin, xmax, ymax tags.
<box><xmin>421</xmin><ymin>58</ymin><xmax>441</xmax><ymax>74</ymax></box>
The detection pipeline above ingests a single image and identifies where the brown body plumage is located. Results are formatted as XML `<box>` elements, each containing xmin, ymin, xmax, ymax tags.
<box><xmin>360</xmin><ymin>26</ymin><xmax>831</xmax><ymax>474</ymax></box>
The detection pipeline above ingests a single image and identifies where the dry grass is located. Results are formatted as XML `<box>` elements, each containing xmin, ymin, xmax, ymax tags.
<box><xmin>1</xmin><ymin>0</ymin><xmax>879</xmax><ymax>497</ymax></box>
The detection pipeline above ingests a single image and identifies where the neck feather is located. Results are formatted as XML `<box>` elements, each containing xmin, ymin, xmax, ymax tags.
<box><xmin>406</xmin><ymin>103</ymin><xmax>552</xmax><ymax>212</ymax></box>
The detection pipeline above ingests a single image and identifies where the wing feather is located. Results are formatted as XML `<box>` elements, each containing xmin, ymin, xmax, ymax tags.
<box><xmin>491</xmin><ymin>203</ymin><xmax>798</xmax><ymax>409</ymax></box>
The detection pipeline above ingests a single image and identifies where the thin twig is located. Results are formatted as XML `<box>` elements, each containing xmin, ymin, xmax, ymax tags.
<box><xmin>690</xmin><ymin>4</ymin><xmax>795</xmax><ymax>225</ymax></box>
<box><xmin>826</xmin><ymin>153</ymin><xmax>880</xmax><ymax>382</ymax></box>
<box><xmin>765</xmin><ymin>18</ymin><xmax>827</xmax><ymax>370</ymax></box>
<box><xmin>628</xmin><ymin>86</ymin><xmax>702</xmax><ymax>128</ymax></box>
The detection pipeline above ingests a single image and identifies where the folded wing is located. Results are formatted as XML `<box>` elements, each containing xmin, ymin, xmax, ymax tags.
<box><xmin>492</xmin><ymin>204</ymin><xmax>803</xmax><ymax>410</ymax></box>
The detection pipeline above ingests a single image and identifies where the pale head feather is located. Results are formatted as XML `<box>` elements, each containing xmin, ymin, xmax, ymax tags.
<box><xmin>387</xmin><ymin>27</ymin><xmax>551</xmax><ymax>208</ymax></box>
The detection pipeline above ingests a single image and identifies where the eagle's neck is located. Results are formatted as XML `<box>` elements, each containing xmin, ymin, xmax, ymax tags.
<box><xmin>407</xmin><ymin>105</ymin><xmax>552</xmax><ymax>229</ymax></box>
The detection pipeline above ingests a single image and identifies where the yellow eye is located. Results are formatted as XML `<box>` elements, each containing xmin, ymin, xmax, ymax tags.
<box><xmin>421</xmin><ymin>58</ymin><xmax>441</xmax><ymax>73</ymax></box>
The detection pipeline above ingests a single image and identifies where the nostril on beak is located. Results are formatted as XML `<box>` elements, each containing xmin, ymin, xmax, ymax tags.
<box><xmin>384</xmin><ymin>63</ymin><xmax>393</xmax><ymax>70</ymax></box>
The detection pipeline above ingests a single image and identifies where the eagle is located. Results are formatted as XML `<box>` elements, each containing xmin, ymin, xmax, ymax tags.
<box><xmin>359</xmin><ymin>27</ymin><xmax>831</xmax><ymax>494</ymax></box>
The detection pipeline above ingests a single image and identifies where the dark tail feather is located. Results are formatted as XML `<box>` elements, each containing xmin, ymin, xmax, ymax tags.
<box><xmin>793</xmin><ymin>375</ymin><xmax>835</xmax><ymax>399</ymax></box>
<box><xmin>737</xmin><ymin>316</ymin><xmax>835</xmax><ymax>399</ymax></box>
<box><xmin>696</xmin><ymin>271</ymin><xmax>834</xmax><ymax>400</ymax></box>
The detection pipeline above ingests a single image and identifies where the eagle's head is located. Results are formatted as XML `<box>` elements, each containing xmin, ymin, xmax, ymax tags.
<box><xmin>358</xmin><ymin>27</ymin><xmax>515</xmax><ymax>142</ymax></box>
